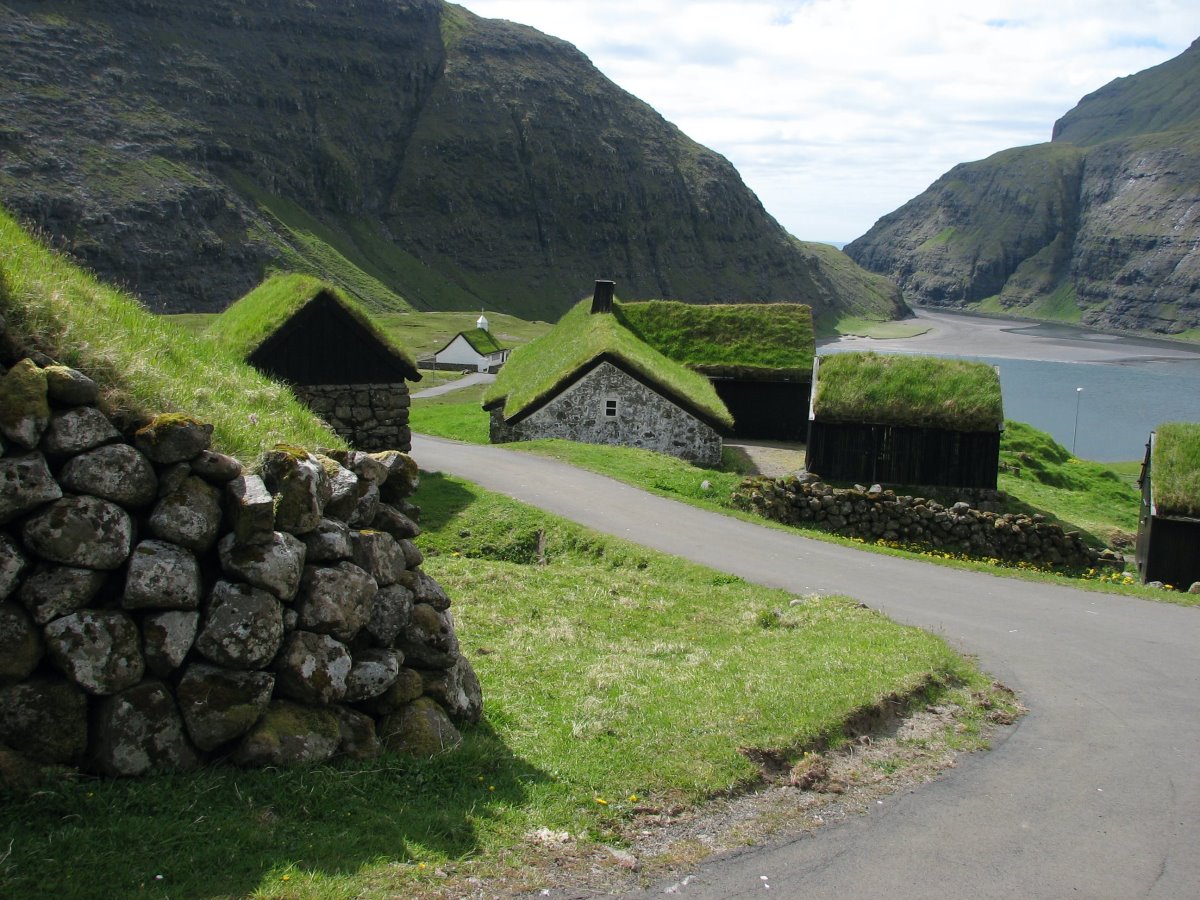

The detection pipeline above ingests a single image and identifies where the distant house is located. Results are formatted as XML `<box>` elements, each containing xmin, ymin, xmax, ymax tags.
<box><xmin>483</xmin><ymin>282</ymin><xmax>732</xmax><ymax>465</ymax></box>
<box><xmin>806</xmin><ymin>352</ymin><xmax>1004</xmax><ymax>489</ymax></box>
<box><xmin>208</xmin><ymin>273</ymin><xmax>421</xmax><ymax>451</ymax></box>
<box><xmin>432</xmin><ymin>315</ymin><xmax>510</xmax><ymax>372</ymax></box>
<box><xmin>1136</xmin><ymin>422</ymin><xmax>1200</xmax><ymax>588</ymax></box>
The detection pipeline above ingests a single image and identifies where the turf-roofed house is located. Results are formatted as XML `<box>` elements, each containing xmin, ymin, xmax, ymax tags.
<box><xmin>483</xmin><ymin>282</ymin><xmax>734</xmax><ymax>465</ymax></box>
<box><xmin>208</xmin><ymin>273</ymin><xmax>421</xmax><ymax>451</ymax></box>
<box><xmin>806</xmin><ymin>352</ymin><xmax>1005</xmax><ymax>489</ymax></box>
<box><xmin>432</xmin><ymin>314</ymin><xmax>510</xmax><ymax>373</ymax></box>
<box><xmin>1136</xmin><ymin>422</ymin><xmax>1200</xmax><ymax>589</ymax></box>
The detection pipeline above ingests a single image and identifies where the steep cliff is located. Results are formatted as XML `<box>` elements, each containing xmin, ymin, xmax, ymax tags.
<box><xmin>0</xmin><ymin>0</ymin><xmax>904</xmax><ymax>323</ymax></box>
<box><xmin>845</xmin><ymin>38</ymin><xmax>1200</xmax><ymax>337</ymax></box>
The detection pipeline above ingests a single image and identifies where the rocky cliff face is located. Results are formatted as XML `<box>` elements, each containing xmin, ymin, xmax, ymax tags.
<box><xmin>0</xmin><ymin>0</ymin><xmax>903</xmax><ymax>323</ymax></box>
<box><xmin>845</xmin><ymin>38</ymin><xmax>1200</xmax><ymax>337</ymax></box>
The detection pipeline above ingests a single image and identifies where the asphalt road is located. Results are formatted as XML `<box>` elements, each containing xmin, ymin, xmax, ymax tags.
<box><xmin>411</xmin><ymin>433</ymin><xmax>1200</xmax><ymax>898</ymax></box>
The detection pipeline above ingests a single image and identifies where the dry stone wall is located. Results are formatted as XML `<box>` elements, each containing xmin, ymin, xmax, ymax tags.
<box><xmin>734</xmin><ymin>473</ymin><xmax>1125</xmax><ymax>571</ymax></box>
<box><xmin>0</xmin><ymin>355</ymin><xmax>478</xmax><ymax>779</ymax></box>
<box><xmin>294</xmin><ymin>382</ymin><xmax>412</xmax><ymax>452</ymax></box>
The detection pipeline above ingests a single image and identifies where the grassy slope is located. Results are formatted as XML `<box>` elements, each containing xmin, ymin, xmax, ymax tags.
<box><xmin>0</xmin><ymin>208</ymin><xmax>339</xmax><ymax>462</ymax></box>
<box><xmin>1151</xmin><ymin>421</ymin><xmax>1200</xmax><ymax>517</ymax></box>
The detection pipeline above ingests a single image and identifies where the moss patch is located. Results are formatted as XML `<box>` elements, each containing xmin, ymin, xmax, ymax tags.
<box><xmin>1152</xmin><ymin>422</ymin><xmax>1200</xmax><ymax>518</ymax></box>
<box><xmin>0</xmin><ymin>358</ymin><xmax>49</xmax><ymax>442</ymax></box>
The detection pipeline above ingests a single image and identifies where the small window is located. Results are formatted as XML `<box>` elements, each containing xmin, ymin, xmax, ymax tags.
<box><xmin>604</xmin><ymin>399</ymin><xmax>619</xmax><ymax>418</ymax></box>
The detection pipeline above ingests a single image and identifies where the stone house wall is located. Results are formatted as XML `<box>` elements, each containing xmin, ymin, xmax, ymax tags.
<box><xmin>294</xmin><ymin>382</ymin><xmax>411</xmax><ymax>452</ymax></box>
<box><xmin>490</xmin><ymin>361</ymin><xmax>722</xmax><ymax>466</ymax></box>
<box><xmin>0</xmin><ymin>356</ymin><xmax>477</xmax><ymax>779</ymax></box>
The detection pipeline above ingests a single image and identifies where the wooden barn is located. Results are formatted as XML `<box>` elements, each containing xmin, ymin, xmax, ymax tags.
<box><xmin>806</xmin><ymin>352</ymin><xmax>1004</xmax><ymax>489</ymax></box>
<box><xmin>432</xmin><ymin>314</ymin><xmax>510</xmax><ymax>373</ymax></box>
<box><xmin>208</xmin><ymin>273</ymin><xmax>421</xmax><ymax>451</ymax></box>
<box><xmin>1136</xmin><ymin>422</ymin><xmax>1200</xmax><ymax>589</ymax></box>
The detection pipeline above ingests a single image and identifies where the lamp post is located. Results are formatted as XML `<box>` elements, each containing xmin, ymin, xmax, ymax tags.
<box><xmin>1071</xmin><ymin>387</ymin><xmax>1083</xmax><ymax>455</ymax></box>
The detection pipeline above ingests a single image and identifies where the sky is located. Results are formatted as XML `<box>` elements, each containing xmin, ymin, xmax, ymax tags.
<box><xmin>456</xmin><ymin>0</ymin><xmax>1200</xmax><ymax>244</ymax></box>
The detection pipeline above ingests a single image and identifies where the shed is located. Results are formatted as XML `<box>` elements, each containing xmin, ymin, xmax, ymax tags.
<box><xmin>432</xmin><ymin>315</ymin><xmax>510</xmax><ymax>372</ymax></box>
<box><xmin>208</xmin><ymin>272</ymin><xmax>421</xmax><ymax>451</ymax></box>
<box><xmin>1136</xmin><ymin>422</ymin><xmax>1200</xmax><ymax>588</ymax></box>
<box><xmin>806</xmin><ymin>352</ymin><xmax>1004</xmax><ymax>489</ymax></box>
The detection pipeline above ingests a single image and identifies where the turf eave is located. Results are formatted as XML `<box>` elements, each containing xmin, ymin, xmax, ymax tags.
<box><xmin>1150</xmin><ymin>422</ymin><xmax>1200</xmax><ymax>518</ymax></box>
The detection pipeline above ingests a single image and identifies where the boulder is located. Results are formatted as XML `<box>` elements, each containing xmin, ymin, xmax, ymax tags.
<box><xmin>148</xmin><ymin>476</ymin><xmax>223</xmax><ymax>552</ymax></box>
<box><xmin>261</xmin><ymin>447</ymin><xmax>331</xmax><ymax>535</ymax></box>
<box><xmin>318</xmin><ymin>455</ymin><xmax>360</xmax><ymax>521</ymax></box>
<box><xmin>394</xmin><ymin>604</ymin><xmax>459</xmax><ymax>669</ymax></box>
<box><xmin>350</xmin><ymin>530</ymin><xmax>407</xmax><ymax>586</ymax></box>
<box><xmin>274</xmin><ymin>631</ymin><xmax>352</xmax><ymax>705</ymax></box>
<box><xmin>195</xmin><ymin>581</ymin><xmax>284</xmax><ymax>669</ymax></box>
<box><xmin>379</xmin><ymin>697</ymin><xmax>462</xmax><ymax>757</ymax></box>
<box><xmin>0</xmin><ymin>601</ymin><xmax>43</xmax><ymax>684</ymax></box>
<box><xmin>133</xmin><ymin>414</ymin><xmax>213</xmax><ymax>464</ymax></box>
<box><xmin>0</xmin><ymin>452</ymin><xmax>63</xmax><ymax>526</ymax></box>
<box><xmin>17</xmin><ymin>563</ymin><xmax>107</xmax><ymax>625</ymax></box>
<box><xmin>422</xmin><ymin>655</ymin><xmax>483</xmax><ymax>724</ymax></box>
<box><xmin>397</xmin><ymin>539</ymin><xmax>423</xmax><ymax>570</ymax></box>
<box><xmin>0</xmin><ymin>532</ymin><xmax>29</xmax><ymax>599</ymax></box>
<box><xmin>59</xmin><ymin>444</ymin><xmax>158</xmax><ymax>508</ymax></box>
<box><xmin>396</xmin><ymin>569</ymin><xmax>451</xmax><ymax>611</ymax></box>
<box><xmin>0</xmin><ymin>359</ymin><xmax>49</xmax><ymax>449</ymax></box>
<box><xmin>299</xmin><ymin>518</ymin><xmax>352</xmax><ymax>563</ymax></box>
<box><xmin>370</xmin><ymin>503</ymin><xmax>421</xmax><ymax>541</ymax></box>
<box><xmin>40</xmin><ymin>406</ymin><xmax>120</xmax><ymax>456</ymax></box>
<box><xmin>22</xmin><ymin>494</ymin><xmax>133</xmax><ymax>569</ymax></box>
<box><xmin>141</xmin><ymin>610</ymin><xmax>200</xmax><ymax>677</ymax></box>
<box><xmin>224</xmin><ymin>473</ymin><xmax>275</xmax><ymax>546</ymax></box>
<box><xmin>0</xmin><ymin>677</ymin><xmax>88</xmax><ymax>765</ymax></box>
<box><xmin>347</xmin><ymin>479</ymin><xmax>381</xmax><ymax>528</ymax></box>
<box><xmin>122</xmin><ymin>540</ymin><xmax>202</xmax><ymax>610</ymax></box>
<box><xmin>294</xmin><ymin>561</ymin><xmax>378</xmax><ymax>642</ymax></box>
<box><xmin>358</xmin><ymin>667</ymin><xmax>425</xmax><ymax>716</ymax></box>
<box><xmin>176</xmin><ymin>663</ymin><xmax>275</xmax><ymax>751</ymax></box>
<box><xmin>327</xmin><ymin>449</ymin><xmax>389</xmax><ymax>485</ymax></box>
<box><xmin>217</xmin><ymin>531</ymin><xmax>306</xmax><ymax>601</ymax></box>
<box><xmin>363</xmin><ymin>583</ymin><xmax>414</xmax><ymax>647</ymax></box>
<box><xmin>43</xmin><ymin>610</ymin><xmax>144</xmax><ymax>694</ymax></box>
<box><xmin>333</xmin><ymin>705</ymin><xmax>382</xmax><ymax>760</ymax></box>
<box><xmin>343</xmin><ymin>648</ymin><xmax>403</xmax><ymax>703</ymax></box>
<box><xmin>90</xmin><ymin>681</ymin><xmax>199</xmax><ymax>776</ymax></box>
<box><xmin>189</xmin><ymin>450</ymin><xmax>243</xmax><ymax>482</ymax></box>
<box><xmin>42</xmin><ymin>365</ymin><xmax>99</xmax><ymax>406</ymax></box>
<box><xmin>371</xmin><ymin>450</ymin><xmax>420</xmax><ymax>501</ymax></box>
<box><xmin>232</xmin><ymin>700</ymin><xmax>341</xmax><ymax>767</ymax></box>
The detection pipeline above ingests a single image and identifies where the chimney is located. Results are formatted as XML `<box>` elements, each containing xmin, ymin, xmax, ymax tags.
<box><xmin>590</xmin><ymin>279</ymin><xmax>615</xmax><ymax>314</ymax></box>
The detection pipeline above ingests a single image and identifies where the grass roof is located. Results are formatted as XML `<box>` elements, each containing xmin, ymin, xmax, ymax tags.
<box><xmin>616</xmin><ymin>300</ymin><xmax>814</xmax><ymax>380</ymax></box>
<box><xmin>459</xmin><ymin>327</ymin><xmax>504</xmax><ymax>355</ymax></box>
<box><xmin>0</xmin><ymin>207</ymin><xmax>339</xmax><ymax>463</ymax></box>
<box><xmin>483</xmin><ymin>299</ymin><xmax>733</xmax><ymax>428</ymax></box>
<box><xmin>1151</xmin><ymin>421</ymin><xmax>1200</xmax><ymax>518</ymax></box>
<box><xmin>207</xmin><ymin>272</ymin><xmax>418</xmax><ymax>373</ymax></box>
<box><xmin>813</xmin><ymin>352</ymin><xmax>1004</xmax><ymax>431</ymax></box>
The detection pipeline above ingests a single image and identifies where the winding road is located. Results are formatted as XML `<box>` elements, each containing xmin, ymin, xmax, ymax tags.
<box><xmin>411</xmin><ymin>433</ymin><xmax>1200</xmax><ymax>898</ymax></box>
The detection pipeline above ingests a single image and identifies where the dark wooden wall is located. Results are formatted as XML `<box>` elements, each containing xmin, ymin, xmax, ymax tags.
<box><xmin>1137</xmin><ymin>452</ymin><xmax>1200</xmax><ymax>586</ymax></box>
<box><xmin>713</xmin><ymin>380</ymin><xmax>811</xmax><ymax>441</ymax></box>
<box><xmin>805</xmin><ymin>421</ymin><xmax>1001</xmax><ymax>489</ymax></box>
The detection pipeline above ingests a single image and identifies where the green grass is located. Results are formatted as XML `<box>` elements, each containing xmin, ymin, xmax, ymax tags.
<box><xmin>410</xmin><ymin>390</ymin><xmax>492</xmax><ymax>444</ymax></box>
<box><xmin>828</xmin><ymin>316</ymin><xmax>933</xmax><ymax>339</ymax></box>
<box><xmin>814</xmin><ymin>352</ymin><xmax>1003</xmax><ymax>431</ymax></box>
<box><xmin>1151</xmin><ymin>422</ymin><xmax>1200</xmax><ymax>517</ymax></box>
<box><xmin>0</xmin><ymin>208</ymin><xmax>339</xmax><ymax>463</ymax></box>
<box><xmin>377</xmin><ymin>310</ymin><xmax>552</xmax><ymax>362</ymax></box>
<box><xmin>0</xmin><ymin>474</ymin><xmax>996</xmax><ymax>898</ymax></box>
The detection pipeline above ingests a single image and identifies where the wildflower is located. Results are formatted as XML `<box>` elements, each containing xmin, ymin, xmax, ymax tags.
<box><xmin>628</xmin><ymin>794</ymin><xmax>639</xmax><ymax>803</ymax></box>
<box><xmin>281</xmin><ymin>875</ymin><xmax>290</xmax><ymax>882</ymax></box>
<box><xmin>594</xmin><ymin>797</ymin><xmax>608</xmax><ymax>805</ymax></box>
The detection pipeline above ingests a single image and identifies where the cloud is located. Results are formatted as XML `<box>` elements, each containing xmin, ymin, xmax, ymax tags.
<box><xmin>458</xmin><ymin>0</ymin><xmax>1200</xmax><ymax>242</ymax></box>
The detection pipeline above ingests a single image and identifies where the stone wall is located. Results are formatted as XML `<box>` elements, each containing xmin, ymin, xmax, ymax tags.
<box><xmin>733</xmin><ymin>473</ymin><xmax>1125</xmax><ymax>571</ymax></box>
<box><xmin>490</xmin><ymin>360</ymin><xmax>723</xmax><ymax>466</ymax></box>
<box><xmin>294</xmin><ymin>382</ymin><xmax>412</xmax><ymax>452</ymax></box>
<box><xmin>0</xmin><ymin>357</ymin><xmax>478</xmax><ymax>778</ymax></box>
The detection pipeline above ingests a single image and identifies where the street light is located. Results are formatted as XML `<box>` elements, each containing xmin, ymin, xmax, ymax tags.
<box><xmin>1072</xmin><ymin>387</ymin><xmax>1083</xmax><ymax>455</ymax></box>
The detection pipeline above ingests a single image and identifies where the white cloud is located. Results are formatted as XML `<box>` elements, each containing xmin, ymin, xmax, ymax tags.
<box><xmin>457</xmin><ymin>0</ymin><xmax>1200</xmax><ymax>242</ymax></box>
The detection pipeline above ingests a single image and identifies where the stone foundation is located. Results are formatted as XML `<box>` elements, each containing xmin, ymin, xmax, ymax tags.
<box><xmin>294</xmin><ymin>382</ymin><xmax>412</xmax><ymax>452</ymax></box>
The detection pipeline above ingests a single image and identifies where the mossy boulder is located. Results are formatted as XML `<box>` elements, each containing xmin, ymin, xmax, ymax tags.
<box><xmin>262</xmin><ymin>446</ymin><xmax>331</xmax><ymax>535</ymax></box>
<box><xmin>0</xmin><ymin>359</ymin><xmax>50</xmax><ymax>450</ymax></box>
<box><xmin>148</xmin><ymin>475</ymin><xmax>223</xmax><ymax>552</ymax></box>
<box><xmin>195</xmin><ymin>580</ymin><xmax>284</xmax><ymax>669</ymax></box>
<box><xmin>59</xmin><ymin>444</ymin><xmax>158</xmax><ymax>508</ymax></box>
<box><xmin>17</xmin><ymin>563</ymin><xmax>107</xmax><ymax>625</ymax></box>
<box><xmin>90</xmin><ymin>680</ymin><xmax>200</xmax><ymax>776</ymax></box>
<box><xmin>217</xmin><ymin>530</ymin><xmax>306</xmax><ymax>601</ymax></box>
<box><xmin>0</xmin><ymin>452</ymin><xmax>63</xmax><ymax>526</ymax></box>
<box><xmin>274</xmin><ymin>630</ymin><xmax>352</xmax><ymax>705</ymax></box>
<box><xmin>232</xmin><ymin>700</ymin><xmax>341</xmax><ymax>767</ymax></box>
<box><xmin>22</xmin><ymin>494</ymin><xmax>133</xmax><ymax>570</ymax></box>
<box><xmin>379</xmin><ymin>697</ymin><xmax>462</xmax><ymax>757</ymax></box>
<box><xmin>176</xmin><ymin>663</ymin><xmax>275</xmax><ymax>751</ymax></box>
<box><xmin>333</xmin><ymin>705</ymin><xmax>382</xmax><ymax>761</ymax></box>
<box><xmin>0</xmin><ymin>602</ymin><xmax>43</xmax><ymax>685</ymax></box>
<box><xmin>42</xmin><ymin>365</ymin><xmax>99</xmax><ymax>406</ymax></box>
<box><xmin>133</xmin><ymin>413</ymin><xmax>213</xmax><ymax>464</ymax></box>
<box><xmin>43</xmin><ymin>610</ymin><xmax>144</xmax><ymax>695</ymax></box>
<box><xmin>0</xmin><ymin>677</ymin><xmax>88</xmax><ymax>765</ymax></box>
<box><xmin>122</xmin><ymin>540</ymin><xmax>202</xmax><ymax>611</ymax></box>
<box><xmin>40</xmin><ymin>406</ymin><xmax>121</xmax><ymax>456</ymax></box>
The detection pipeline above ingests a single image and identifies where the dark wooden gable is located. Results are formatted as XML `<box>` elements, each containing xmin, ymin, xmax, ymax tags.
<box><xmin>247</xmin><ymin>292</ymin><xmax>416</xmax><ymax>386</ymax></box>
<box><xmin>1135</xmin><ymin>435</ymin><xmax>1200</xmax><ymax>587</ymax></box>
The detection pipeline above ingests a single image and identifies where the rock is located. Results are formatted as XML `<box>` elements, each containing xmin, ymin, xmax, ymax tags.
<box><xmin>176</xmin><ymin>663</ymin><xmax>275</xmax><ymax>751</ymax></box>
<box><xmin>22</xmin><ymin>494</ymin><xmax>133</xmax><ymax>569</ymax></box>
<box><xmin>395</xmin><ymin>604</ymin><xmax>459</xmax><ymax>669</ymax></box>
<box><xmin>59</xmin><ymin>444</ymin><xmax>158</xmax><ymax>508</ymax></box>
<box><xmin>299</xmin><ymin>518</ymin><xmax>353</xmax><ymax>563</ymax></box>
<box><xmin>90</xmin><ymin>681</ymin><xmax>199</xmax><ymax>776</ymax></box>
<box><xmin>396</xmin><ymin>569</ymin><xmax>451</xmax><ymax>611</ymax></box>
<box><xmin>0</xmin><ymin>746</ymin><xmax>46</xmax><ymax>793</ymax></box>
<box><xmin>189</xmin><ymin>449</ymin><xmax>243</xmax><ymax>482</ymax></box>
<box><xmin>1188</xmin><ymin>581</ymin><xmax>1200</xmax><ymax>595</ymax></box>
<box><xmin>156</xmin><ymin>462</ymin><xmax>192</xmax><ymax>496</ymax></box>
<box><xmin>422</xmin><ymin>655</ymin><xmax>483</xmax><ymax>724</ymax></box>
<box><xmin>274</xmin><ymin>631</ymin><xmax>352</xmax><ymax>705</ymax></box>
<box><xmin>350</xmin><ymin>530</ymin><xmax>407</xmax><ymax>586</ymax></box>
<box><xmin>333</xmin><ymin>705</ymin><xmax>382</xmax><ymax>760</ymax></box>
<box><xmin>0</xmin><ymin>532</ymin><xmax>29</xmax><ymax>600</ymax></box>
<box><xmin>122</xmin><ymin>539</ymin><xmax>202</xmax><ymax>610</ymax></box>
<box><xmin>343</xmin><ymin>648</ymin><xmax>403</xmax><ymax>703</ymax></box>
<box><xmin>379</xmin><ymin>697</ymin><xmax>462</xmax><ymax>757</ymax></box>
<box><xmin>217</xmin><ymin>531</ymin><xmax>306</xmax><ymax>601</ymax></box>
<box><xmin>358</xmin><ymin>667</ymin><xmax>425</xmax><ymax>716</ymax></box>
<box><xmin>318</xmin><ymin>455</ymin><xmax>360</xmax><ymax>521</ymax></box>
<box><xmin>0</xmin><ymin>601</ymin><xmax>43</xmax><ymax>684</ymax></box>
<box><xmin>294</xmin><ymin>561</ymin><xmax>378</xmax><ymax>642</ymax></box>
<box><xmin>43</xmin><ymin>610</ymin><xmax>144</xmax><ymax>694</ymax></box>
<box><xmin>42</xmin><ymin>365</ymin><xmax>99</xmax><ymax>406</ymax></box>
<box><xmin>261</xmin><ymin>446</ymin><xmax>331</xmax><ymax>535</ymax></box>
<box><xmin>133</xmin><ymin>414</ymin><xmax>213</xmax><ymax>464</ymax></box>
<box><xmin>195</xmin><ymin>580</ymin><xmax>284</xmax><ymax>669</ymax></box>
<box><xmin>148</xmin><ymin>475</ymin><xmax>223</xmax><ymax>552</ymax></box>
<box><xmin>331</xmin><ymin>449</ymin><xmax>390</xmax><ymax>485</ymax></box>
<box><xmin>232</xmin><ymin>700</ymin><xmax>341</xmax><ymax>767</ymax></box>
<box><xmin>40</xmin><ymin>406</ymin><xmax>120</xmax><ymax>455</ymax></box>
<box><xmin>364</xmin><ymin>583</ymin><xmax>414</xmax><ymax>647</ymax></box>
<box><xmin>372</xmin><ymin>450</ymin><xmax>420</xmax><ymax>502</ymax></box>
<box><xmin>370</xmin><ymin>502</ymin><xmax>421</xmax><ymax>540</ymax></box>
<box><xmin>141</xmin><ymin>610</ymin><xmax>200</xmax><ymax>677</ymax></box>
<box><xmin>17</xmin><ymin>563</ymin><xmax>107</xmax><ymax>625</ymax></box>
<box><xmin>0</xmin><ymin>452</ymin><xmax>63</xmax><ymax>526</ymax></box>
<box><xmin>0</xmin><ymin>359</ymin><xmax>50</xmax><ymax>449</ymax></box>
<box><xmin>0</xmin><ymin>677</ymin><xmax>88</xmax><ymax>765</ymax></box>
<box><xmin>398</xmin><ymin>539</ymin><xmax>423</xmax><ymax>570</ymax></box>
<box><xmin>224</xmin><ymin>473</ymin><xmax>276</xmax><ymax>546</ymax></box>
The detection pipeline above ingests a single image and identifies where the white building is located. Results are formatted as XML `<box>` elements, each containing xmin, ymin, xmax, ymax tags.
<box><xmin>432</xmin><ymin>314</ymin><xmax>510</xmax><ymax>373</ymax></box>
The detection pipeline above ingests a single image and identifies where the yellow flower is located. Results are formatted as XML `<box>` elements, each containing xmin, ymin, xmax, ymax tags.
<box><xmin>594</xmin><ymin>797</ymin><xmax>608</xmax><ymax>805</ymax></box>
<box><xmin>628</xmin><ymin>794</ymin><xmax>639</xmax><ymax>803</ymax></box>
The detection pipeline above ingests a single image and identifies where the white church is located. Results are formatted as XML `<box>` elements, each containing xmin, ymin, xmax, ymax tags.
<box><xmin>432</xmin><ymin>314</ymin><xmax>511</xmax><ymax>373</ymax></box>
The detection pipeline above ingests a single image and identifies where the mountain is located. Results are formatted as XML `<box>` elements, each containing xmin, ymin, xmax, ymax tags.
<box><xmin>845</xmin><ymin>38</ymin><xmax>1200</xmax><ymax>338</ymax></box>
<box><xmin>0</xmin><ymin>0</ymin><xmax>904</xmax><ymax>324</ymax></box>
